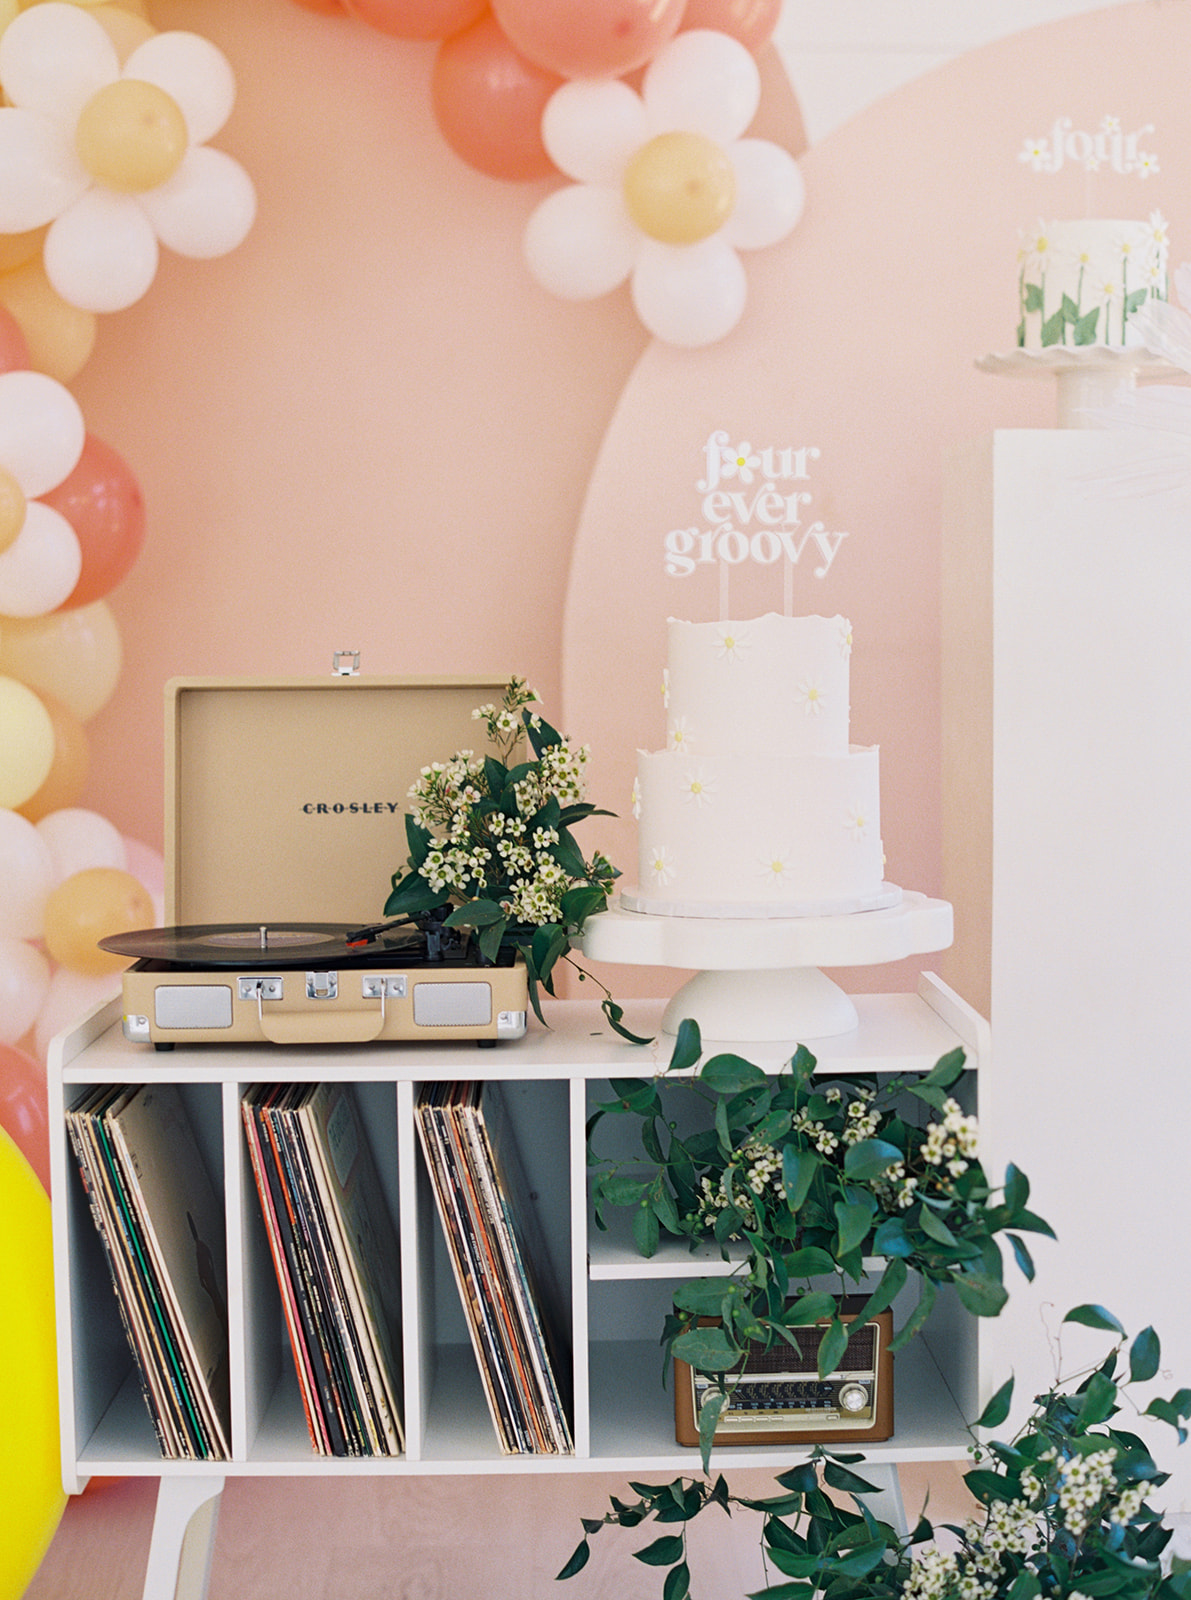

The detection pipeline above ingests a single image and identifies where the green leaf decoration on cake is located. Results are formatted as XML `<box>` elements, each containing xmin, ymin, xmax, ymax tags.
<box><xmin>1125</xmin><ymin>287</ymin><xmax>1150</xmax><ymax>315</ymax></box>
<box><xmin>1060</xmin><ymin>292</ymin><xmax>1079</xmax><ymax>324</ymax></box>
<box><xmin>1040</xmin><ymin>306</ymin><xmax>1067</xmax><ymax>346</ymax></box>
<box><xmin>1024</xmin><ymin>281</ymin><xmax>1044</xmax><ymax>313</ymax></box>
<box><xmin>1072</xmin><ymin>306</ymin><xmax>1101</xmax><ymax>346</ymax></box>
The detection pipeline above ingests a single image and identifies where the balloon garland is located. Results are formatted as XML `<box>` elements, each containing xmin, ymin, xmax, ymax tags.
<box><xmin>0</xmin><ymin>2</ymin><xmax>256</xmax><ymax>1223</ymax></box>
<box><xmin>307</xmin><ymin>0</ymin><xmax>803</xmax><ymax>346</ymax></box>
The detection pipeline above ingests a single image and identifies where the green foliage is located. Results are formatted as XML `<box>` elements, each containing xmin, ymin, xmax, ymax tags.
<box><xmin>587</xmin><ymin>1021</ymin><xmax>1053</xmax><ymax>1417</ymax></box>
<box><xmin>383</xmin><ymin>677</ymin><xmax>650</xmax><ymax>1043</ymax></box>
<box><xmin>559</xmin><ymin>1316</ymin><xmax>1191</xmax><ymax>1600</ymax></box>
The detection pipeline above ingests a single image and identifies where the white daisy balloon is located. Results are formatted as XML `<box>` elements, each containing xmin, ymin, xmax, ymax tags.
<box><xmin>0</xmin><ymin>3</ymin><xmax>256</xmax><ymax>314</ymax></box>
<box><xmin>0</xmin><ymin>369</ymin><xmax>86</xmax><ymax>617</ymax></box>
<box><xmin>524</xmin><ymin>30</ymin><xmax>805</xmax><ymax>348</ymax></box>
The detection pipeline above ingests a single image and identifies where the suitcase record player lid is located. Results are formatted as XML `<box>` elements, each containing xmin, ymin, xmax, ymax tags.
<box><xmin>164</xmin><ymin>675</ymin><xmax>509</xmax><ymax>929</ymax></box>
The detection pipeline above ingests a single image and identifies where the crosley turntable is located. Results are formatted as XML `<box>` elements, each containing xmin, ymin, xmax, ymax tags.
<box><xmin>111</xmin><ymin>668</ymin><xmax>529</xmax><ymax>1047</ymax></box>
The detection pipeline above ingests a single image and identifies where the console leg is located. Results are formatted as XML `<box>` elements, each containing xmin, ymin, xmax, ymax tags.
<box><xmin>142</xmin><ymin>1476</ymin><xmax>224</xmax><ymax>1600</ymax></box>
<box><xmin>855</xmin><ymin>1462</ymin><xmax>907</xmax><ymax>1535</ymax></box>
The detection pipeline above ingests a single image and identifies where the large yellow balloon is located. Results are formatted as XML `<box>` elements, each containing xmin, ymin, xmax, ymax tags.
<box><xmin>0</xmin><ymin>1127</ymin><xmax>66</xmax><ymax>1599</ymax></box>
<box><xmin>622</xmin><ymin>131</ymin><xmax>736</xmax><ymax>245</ymax></box>
<box><xmin>0</xmin><ymin>675</ymin><xmax>55</xmax><ymax>810</ymax></box>
<box><xmin>43</xmin><ymin>866</ymin><xmax>153</xmax><ymax>974</ymax></box>
<box><xmin>0</xmin><ymin>602</ymin><xmax>122</xmax><ymax>722</ymax></box>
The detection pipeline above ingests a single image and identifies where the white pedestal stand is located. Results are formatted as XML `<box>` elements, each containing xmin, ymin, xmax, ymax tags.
<box><xmin>975</xmin><ymin>348</ymin><xmax>1175</xmax><ymax>428</ymax></box>
<box><xmin>578</xmin><ymin>890</ymin><xmax>953</xmax><ymax>1041</ymax></box>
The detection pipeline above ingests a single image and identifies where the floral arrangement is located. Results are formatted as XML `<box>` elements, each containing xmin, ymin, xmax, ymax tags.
<box><xmin>559</xmin><ymin>1306</ymin><xmax>1191</xmax><ymax>1600</ymax></box>
<box><xmin>384</xmin><ymin>677</ymin><xmax>645</xmax><ymax>1040</ymax></box>
<box><xmin>588</xmin><ymin>1020</ymin><xmax>1053</xmax><ymax>1449</ymax></box>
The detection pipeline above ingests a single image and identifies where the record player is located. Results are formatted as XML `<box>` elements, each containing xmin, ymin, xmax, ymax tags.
<box><xmin>110</xmin><ymin>666</ymin><xmax>529</xmax><ymax>1047</ymax></box>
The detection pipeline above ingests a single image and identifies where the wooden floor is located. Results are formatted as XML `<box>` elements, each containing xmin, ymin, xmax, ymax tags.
<box><xmin>24</xmin><ymin>1462</ymin><xmax>971</xmax><ymax>1599</ymax></box>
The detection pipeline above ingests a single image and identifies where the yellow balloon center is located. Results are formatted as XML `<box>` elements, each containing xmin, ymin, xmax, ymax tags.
<box><xmin>75</xmin><ymin>78</ymin><xmax>188</xmax><ymax>193</ymax></box>
<box><xmin>622</xmin><ymin>131</ymin><xmax>736</xmax><ymax>246</ymax></box>
<box><xmin>0</xmin><ymin>466</ymin><xmax>27</xmax><ymax>554</ymax></box>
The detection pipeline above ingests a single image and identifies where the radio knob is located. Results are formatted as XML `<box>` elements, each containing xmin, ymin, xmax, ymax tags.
<box><xmin>837</xmin><ymin>1382</ymin><xmax>869</xmax><ymax>1413</ymax></box>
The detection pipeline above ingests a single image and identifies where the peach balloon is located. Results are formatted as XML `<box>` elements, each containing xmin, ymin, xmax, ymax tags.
<box><xmin>0</xmin><ymin>675</ymin><xmax>54</xmax><ymax>810</ymax></box>
<box><xmin>0</xmin><ymin>259</ymin><xmax>97</xmax><ymax>385</ymax></box>
<box><xmin>491</xmin><ymin>0</ymin><xmax>688</xmax><ymax>78</ymax></box>
<box><xmin>289</xmin><ymin>0</ymin><xmax>345</xmax><ymax>12</ymax></box>
<box><xmin>0</xmin><ymin>306</ymin><xmax>31</xmax><ymax>377</ymax></box>
<box><xmin>432</xmin><ymin>14</ymin><xmax>564</xmax><ymax>182</ymax></box>
<box><xmin>42</xmin><ymin>432</ymin><xmax>146</xmax><ymax>610</ymax></box>
<box><xmin>0</xmin><ymin>599</ymin><xmax>122</xmax><ymax>721</ymax></box>
<box><xmin>91</xmin><ymin>5</ymin><xmax>158</xmax><ymax>61</ymax></box>
<box><xmin>15</xmin><ymin>691</ymin><xmax>90</xmax><ymax>823</ymax></box>
<box><xmin>342</xmin><ymin>0</ymin><xmax>485</xmax><ymax>40</ymax></box>
<box><xmin>679</xmin><ymin>0</ymin><xmax>779</xmax><ymax>52</ymax></box>
<box><xmin>43</xmin><ymin>866</ymin><xmax>153</xmax><ymax>975</ymax></box>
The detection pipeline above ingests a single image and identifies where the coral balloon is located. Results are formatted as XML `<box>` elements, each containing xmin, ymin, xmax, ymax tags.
<box><xmin>0</xmin><ymin>599</ymin><xmax>122</xmax><ymax>721</ymax></box>
<box><xmin>0</xmin><ymin>1040</ymin><xmax>49</xmax><ymax>1191</ymax></box>
<box><xmin>0</xmin><ymin>675</ymin><xmax>54</xmax><ymax>809</ymax></box>
<box><xmin>0</xmin><ymin>258</ymin><xmax>97</xmax><ymax>384</ymax></box>
<box><xmin>0</xmin><ymin>808</ymin><xmax>55</xmax><ymax>938</ymax></box>
<box><xmin>679</xmin><ymin>0</ymin><xmax>780</xmax><ymax>52</ymax></box>
<box><xmin>291</xmin><ymin>0</ymin><xmax>345</xmax><ymax>11</ymax></box>
<box><xmin>0</xmin><ymin>939</ymin><xmax>50</xmax><ymax>1048</ymax></box>
<box><xmin>43</xmin><ymin>865</ymin><xmax>152</xmax><ymax>975</ymax></box>
<box><xmin>42</xmin><ymin>431</ymin><xmax>145</xmax><ymax>609</ymax></box>
<box><xmin>0</xmin><ymin>1128</ymin><xmax>65</xmax><ymax>1597</ymax></box>
<box><xmin>0</xmin><ymin>305</ymin><xmax>31</xmax><ymax>375</ymax></box>
<box><xmin>16</xmin><ymin>691</ymin><xmax>90</xmax><ymax>823</ymax></box>
<box><xmin>491</xmin><ymin>0</ymin><xmax>688</xmax><ymax>78</ymax></box>
<box><xmin>432</xmin><ymin>14</ymin><xmax>563</xmax><ymax>182</ymax></box>
<box><xmin>342</xmin><ymin>0</ymin><xmax>486</xmax><ymax>40</ymax></box>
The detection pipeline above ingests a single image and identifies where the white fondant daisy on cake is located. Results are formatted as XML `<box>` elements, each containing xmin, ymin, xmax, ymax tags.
<box><xmin>714</xmin><ymin>624</ymin><xmax>749</xmax><ymax>661</ymax></box>
<box><xmin>630</xmin><ymin>777</ymin><xmax>642</xmax><ymax>820</ymax></box>
<box><xmin>844</xmin><ymin>806</ymin><xmax>871</xmax><ymax>840</ymax></box>
<box><xmin>647</xmin><ymin>845</ymin><xmax>675</xmax><ymax>885</ymax></box>
<box><xmin>758</xmin><ymin>850</ymin><xmax>794</xmax><ymax>886</ymax></box>
<box><xmin>798</xmin><ymin>680</ymin><xmax>825</xmax><ymax>715</ymax></box>
<box><xmin>668</xmin><ymin>717</ymin><xmax>692</xmax><ymax>751</ymax></box>
<box><xmin>682</xmin><ymin>769</ymin><xmax>715</xmax><ymax>806</ymax></box>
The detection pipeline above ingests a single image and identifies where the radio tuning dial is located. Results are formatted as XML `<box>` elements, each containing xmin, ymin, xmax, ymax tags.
<box><xmin>837</xmin><ymin>1382</ymin><xmax>869</xmax><ymax>1413</ymax></box>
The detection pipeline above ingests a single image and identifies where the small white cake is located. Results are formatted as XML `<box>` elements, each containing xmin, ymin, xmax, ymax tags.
<box><xmin>623</xmin><ymin>614</ymin><xmax>894</xmax><ymax>918</ymax></box>
<box><xmin>1016</xmin><ymin>216</ymin><xmax>1168</xmax><ymax>349</ymax></box>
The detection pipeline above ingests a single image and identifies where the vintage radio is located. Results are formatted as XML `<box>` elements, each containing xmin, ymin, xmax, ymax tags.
<box><xmin>107</xmin><ymin>666</ymin><xmax>529</xmax><ymax>1047</ymax></box>
<box><xmin>674</xmin><ymin>1303</ymin><xmax>894</xmax><ymax>1447</ymax></box>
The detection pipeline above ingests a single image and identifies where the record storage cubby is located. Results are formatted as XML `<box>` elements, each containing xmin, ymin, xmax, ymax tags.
<box><xmin>49</xmin><ymin>976</ymin><xmax>990</xmax><ymax>1497</ymax></box>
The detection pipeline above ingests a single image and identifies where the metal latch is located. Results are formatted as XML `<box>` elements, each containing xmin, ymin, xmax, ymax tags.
<box><xmin>238</xmin><ymin>976</ymin><xmax>283</xmax><ymax>1002</ymax></box>
<box><xmin>332</xmin><ymin>650</ymin><xmax>360</xmax><ymax>676</ymax></box>
<box><xmin>306</xmin><ymin>971</ymin><xmax>338</xmax><ymax>1000</ymax></box>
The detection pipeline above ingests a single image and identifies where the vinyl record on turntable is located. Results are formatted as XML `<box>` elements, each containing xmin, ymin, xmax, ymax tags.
<box><xmin>98</xmin><ymin>922</ymin><xmax>367</xmax><ymax>968</ymax></box>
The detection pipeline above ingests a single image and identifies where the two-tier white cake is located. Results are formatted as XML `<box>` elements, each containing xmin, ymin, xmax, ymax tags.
<box><xmin>622</xmin><ymin>613</ymin><xmax>897</xmax><ymax>918</ymax></box>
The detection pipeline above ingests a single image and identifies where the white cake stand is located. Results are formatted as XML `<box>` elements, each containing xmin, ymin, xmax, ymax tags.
<box><xmin>577</xmin><ymin>890</ymin><xmax>953</xmax><ymax>1042</ymax></box>
<box><xmin>976</xmin><ymin>348</ymin><xmax>1177</xmax><ymax>428</ymax></box>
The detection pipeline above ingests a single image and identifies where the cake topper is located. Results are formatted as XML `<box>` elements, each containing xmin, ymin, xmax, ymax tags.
<box><xmin>1018</xmin><ymin>116</ymin><xmax>1159</xmax><ymax>178</ymax></box>
<box><xmin>664</xmin><ymin>429</ymin><xmax>848</xmax><ymax>616</ymax></box>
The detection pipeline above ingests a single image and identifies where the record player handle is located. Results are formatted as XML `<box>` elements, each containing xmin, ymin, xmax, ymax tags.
<box><xmin>257</xmin><ymin>1010</ymin><xmax>386</xmax><ymax>1045</ymax></box>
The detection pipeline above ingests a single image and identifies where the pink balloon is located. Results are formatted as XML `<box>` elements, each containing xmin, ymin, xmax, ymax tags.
<box><xmin>342</xmin><ymin>0</ymin><xmax>486</xmax><ymax>39</ymax></box>
<box><xmin>491</xmin><ymin>0</ymin><xmax>688</xmax><ymax>78</ymax></box>
<box><xmin>122</xmin><ymin>837</ymin><xmax>164</xmax><ymax>902</ymax></box>
<box><xmin>0</xmin><ymin>306</ymin><xmax>31</xmax><ymax>375</ymax></box>
<box><xmin>679</xmin><ymin>0</ymin><xmax>780</xmax><ymax>52</ymax></box>
<box><xmin>0</xmin><ymin>1041</ymin><xmax>48</xmax><ymax>1193</ymax></box>
<box><xmin>432</xmin><ymin>15</ymin><xmax>564</xmax><ymax>181</ymax></box>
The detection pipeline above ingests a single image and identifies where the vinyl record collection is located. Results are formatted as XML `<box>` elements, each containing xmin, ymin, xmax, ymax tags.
<box><xmin>416</xmin><ymin>1081</ymin><xmax>574</xmax><ymax>1455</ymax></box>
<box><xmin>65</xmin><ymin>1083</ymin><xmax>231</xmax><ymax>1461</ymax></box>
<box><xmin>241</xmin><ymin>1083</ymin><xmax>405</xmax><ymax>1456</ymax></box>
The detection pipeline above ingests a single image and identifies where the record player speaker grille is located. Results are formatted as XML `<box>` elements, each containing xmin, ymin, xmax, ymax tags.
<box><xmin>412</xmin><ymin>981</ymin><xmax>492</xmax><ymax>1028</ymax></box>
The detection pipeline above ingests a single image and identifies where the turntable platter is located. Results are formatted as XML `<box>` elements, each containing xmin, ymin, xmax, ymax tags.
<box><xmin>99</xmin><ymin>922</ymin><xmax>376</xmax><ymax>968</ymax></box>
